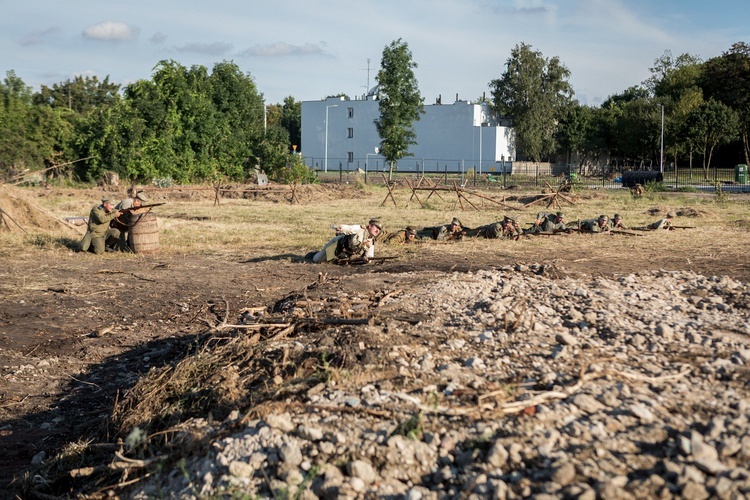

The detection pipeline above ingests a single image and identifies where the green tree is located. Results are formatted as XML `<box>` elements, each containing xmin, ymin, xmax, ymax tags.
<box><xmin>490</xmin><ymin>42</ymin><xmax>573</xmax><ymax>163</ymax></box>
<box><xmin>700</xmin><ymin>42</ymin><xmax>750</xmax><ymax>164</ymax></box>
<box><xmin>0</xmin><ymin>71</ymin><xmax>75</xmax><ymax>178</ymax></box>
<box><xmin>34</xmin><ymin>75</ymin><xmax>120</xmax><ymax>115</ymax></box>
<box><xmin>280</xmin><ymin>96</ymin><xmax>301</xmax><ymax>151</ymax></box>
<box><xmin>685</xmin><ymin>98</ymin><xmax>740</xmax><ymax>178</ymax></box>
<box><xmin>208</xmin><ymin>61</ymin><xmax>265</xmax><ymax>178</ymax></box>
<box><xmin>374</xmin><ymin>39</ymin><xmax>424</xmax><ymax>179</ymax></box>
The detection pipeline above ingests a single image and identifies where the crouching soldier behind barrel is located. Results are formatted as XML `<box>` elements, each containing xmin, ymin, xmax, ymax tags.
<box><xmin>312</xmin><ymin>218</ymin><xmax>382</xmax><ymax>263</ymax></box>
<box><xmin>114</xmin><ymin>191</ymin><xmax>149</xmax><ymax>252</ymax></box>
<box><xmin>78</xmin><ymin>197</ymin><xmax>122</xmax><ymax>254</ymax></box>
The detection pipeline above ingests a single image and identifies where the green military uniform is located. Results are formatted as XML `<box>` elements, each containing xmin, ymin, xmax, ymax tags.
<box><xmin>541</xmin><ymin>212</ymin><xmax>567</xmax><ymax>232</ymax></box>
<box><xmin>384</xmin><ymin>226</ymin><xmax>418</xmax><ymax>244</ymax></box>
<box><xmin>79</xmin><ymin>197</ymin><xmax>121</xmax><ymax>254</ymax></box>
<box><xmin>609</xmin><ymin>213</ymin><xmax>628</xmax><ymax>230</ymax></box>
<box><xmin>480</xmin><ymin>215</ymin><xmax>521</xmax><ymax>239</ymax></box>
<box><xmin>580</xmin><ymin>215</ymin><xmax>609</xmax><ymax>233</ymax></box>
<box><xmin>647</xmin><ymin>211</ymin><xmax>676</xmax><ymax>230</ymax></box>
<box><xmin>115</xmin><ymin>191</ymin><xmax>149</xmax><ymax>251</ymax></box>
<box><xmin>433</xmin><ymin>218</ymin><xmax>466</xmax><ymax>241</ymax></box>
<box><xmin>524</xmin><ymin>211</ymin><xmax>550</xmax><ymax>234</ymax></box>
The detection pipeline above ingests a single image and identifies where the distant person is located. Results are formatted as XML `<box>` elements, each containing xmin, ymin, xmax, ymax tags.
<box><xmin>609</xmin><ymin>213</ymin><xmax>628</xmax><ymax>230</ymax></box>
<box><xmin>312</xmin><ymin>218</ymin><xmax>382</xmax><ymax>263</ymax></box>
<box><xmin>477</xmin><ymin>215</ymin><xmax>521</xmax><ymax>240</ymax></box>
<box><xmin>647</xmin><ymin>211</ymin><xmax>676</xmax><ymax>230</ymax></box>
<box><xmin>580</xmin><ymin>215</ymin><xmax>610</xmax><ymax>233</ymax></box>
<box><xmin>384</xmin><ymin>226</ymin><xmax>419</xmax><ymax>244</ymax></box>
<box><xmin>78</xmin><ymin>197</ymin><xmax>122</xmax><ymax>254</ymax></box>
<box><xmin>432</xmin><ymin>218</ymin><xmax>466</xmax><ymax>241</ymax></box>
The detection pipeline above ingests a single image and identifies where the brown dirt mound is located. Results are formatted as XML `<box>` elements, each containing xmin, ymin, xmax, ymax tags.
<box><xmin>0</xmin><ymin>184</ymin><xmax>79</xmax><ymax>235</ymax></box>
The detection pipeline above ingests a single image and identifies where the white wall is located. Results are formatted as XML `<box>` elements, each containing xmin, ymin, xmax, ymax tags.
<box><xmin>300</xmin><ymin>95</ymin><xmax>514</xmax><ymax>173</ymax></box>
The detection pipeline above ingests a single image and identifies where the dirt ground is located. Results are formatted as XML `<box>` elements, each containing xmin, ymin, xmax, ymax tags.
<box><xmin>1</xmin><ymin>184</ymin><xmax>750</xmax><ymax>493</ymax></box>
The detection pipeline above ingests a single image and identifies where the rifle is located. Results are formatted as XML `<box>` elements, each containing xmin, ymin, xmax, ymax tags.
<box><xmin>610</xmin><ymin>230</ymin><xmax>643</xmax><ymax>237</ymax></box>
<box><xmin>524</xmin><ymin>231</ymin><xmax>563</xmax><ymax>237</ymax></box>
<box><xmin>335</xmin><ymin>256</ymin><xmax>398</xmax><ymax>266</ymax></box>
<box><xmin>111</xmin><ymin>203</ymin><xmax>166</xmax><ymax>229</ymax></box>
<box><xmin>669</xmin><ymin>225</ymin><xmax>695</xmax><ymax>230</ymax></box>
<box><xmin>120</xmin><ymin>202</ymin><xmax>166</xmax><ymax>212</ymax></box>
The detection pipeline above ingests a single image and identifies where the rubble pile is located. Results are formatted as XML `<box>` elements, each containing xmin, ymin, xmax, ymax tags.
<box><xmin>130</xmin><ymin>268</ymin><xmax>750</xmax><ymax>499</ymax></box>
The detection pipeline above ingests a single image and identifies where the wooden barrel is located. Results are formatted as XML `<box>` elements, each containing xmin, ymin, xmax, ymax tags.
<box><xmin>128</xmin><ymin>212</ymin><xmax>160</xmax><ymax>254</ymax></box>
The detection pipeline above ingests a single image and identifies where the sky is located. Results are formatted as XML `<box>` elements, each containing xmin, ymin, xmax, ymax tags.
<box><xmin>3</xmin><ymin>0</ymin><xmax>750</xmax><ymax>107</ymax></box>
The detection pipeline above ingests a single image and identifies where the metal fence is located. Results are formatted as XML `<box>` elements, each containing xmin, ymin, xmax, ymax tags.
<box><xmin>313</xmin><ymin>159</ymin><xmax>750</xmax><ymax>193</ymax></box>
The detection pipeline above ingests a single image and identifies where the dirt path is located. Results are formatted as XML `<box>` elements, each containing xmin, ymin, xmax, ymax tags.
<box><xmin>1</xmin><ymin>245</ymin><xmax>749</xmax><ymax>490</ymax></box>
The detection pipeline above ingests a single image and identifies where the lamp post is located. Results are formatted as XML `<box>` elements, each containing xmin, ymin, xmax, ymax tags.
<box><xmin>659</xmin><ymin>104</ymin><xmax>664</xmax><ymax>174</ymax></box>
<box><xmin>477</xmin><ymin>123</ymin><xmax>484</xmax><ymax>175</ymax></box>
<box><xmin>365</xmin><ymin>147</ymin><xmax>379</xmax><ymax>184</ymax></box>
<box><xmin>324</xmin><ymin>104</ymin><xmax>338</xmax><ymax>173</ymax></box>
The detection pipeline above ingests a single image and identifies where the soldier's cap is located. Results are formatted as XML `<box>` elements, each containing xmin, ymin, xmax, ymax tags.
<box><xmin>368</xmin><ymin>218</ymin><xmax>383</xmax><ymax>230</ymax></box>
<box><xmin>135</xmin><ymin>191</ymin><xmax>149</xmax><ymax>202</ymax></box>
<box><xmin>406</xmin><ymin>226</ymin><xmax>417</xmax><ymax>235</ymax></box>
<box><xmin>101</xmin><ymin>197</ymin><xmax>113</xmax><ymax>204</ymax></box>
<box><xmin>614</xmin><ymin>213</ymin><xmax>622</xmax><ymax>220</ymax></box>
<box><xmin>598</xmin><ymin>214</ymin><xmax>608</xmax><ymax>221</ymax></box>
<box><xmin>556</xmin><ymin>211</ymin><xmax>564</xmax><ymax>218</ymax></box>
<box><xmin>451</xmin><ymin>218</ymin><xmax>462</xmax><ymax>227</ymax></box>
<box><xmin>667</xmin><ymin>211</ymin><xmax>676</xmax><ymax>218</ymax></box>
<box><xmin>503</xmin><ymin>214</ymin><xmax>516</xmax><ymax>222</ymax></box>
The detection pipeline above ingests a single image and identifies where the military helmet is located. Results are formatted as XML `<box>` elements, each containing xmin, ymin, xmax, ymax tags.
<box><xmin>369</xmin><ymin>218</ymin><xmax>383</xmax><ymax>230</ymax></box>
<box><xmin>667</xmin><ymin>211</ymin><xmax>676</xmax><ymax>218</ymax></box>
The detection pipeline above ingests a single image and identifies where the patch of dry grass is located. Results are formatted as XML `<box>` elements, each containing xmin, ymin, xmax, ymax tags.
<box><xmin>4</xmin><ymin>184</ymin><xmax>750</xmax><ymax>268</ymax></box>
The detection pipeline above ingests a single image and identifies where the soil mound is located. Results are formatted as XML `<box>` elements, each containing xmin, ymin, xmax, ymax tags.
<box><xmin>0</xmin><ymin>184</ymin><xmax>79</xmax><ymax>235</ymax></box>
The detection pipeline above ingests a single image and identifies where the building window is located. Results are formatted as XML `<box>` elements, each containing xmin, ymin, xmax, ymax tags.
<box><xmin>348</xmin><ymin>107</ymin><xmax>354</xmax><ymax>118</ymax></box>
<box><xmin>347</xmin><ymin>128</ymin><xmax>354</xmax><ymax>138</ymax></box>
<box><xmin>347</xmin><ymin>152</ymin><xmax>354</xmax><ymax>163</ymax></box>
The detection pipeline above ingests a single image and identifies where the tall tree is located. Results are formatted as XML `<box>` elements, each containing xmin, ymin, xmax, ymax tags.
<box><xmin>34</xmin><ymin>75</ymin><xmax>120</xmax><ymax>115</ymax></box>
<box><xmin>374</xmin><ymin>39</ymin><xmax>424</xmax><ymax>178</ymax></box>
<box><xmin>685</xmin><ymin>99</ymin><xmax>740</xmax><ymax>178</ymax></box>
<box><xmin>490</xmin><ymin>43</ymin><xmax>573</xmax><ymax>163</ymax></box>
<box><xmin>700</xmin><ymin>42</ymin><xmax>750</xmax><ymax>164</ymax></box>
<box><xmin>280</xmin><ymin>96</ymin><xmax>301</xmax><ymax>151</ymax></box>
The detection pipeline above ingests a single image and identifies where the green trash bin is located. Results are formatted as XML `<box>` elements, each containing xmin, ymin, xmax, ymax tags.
<box><xmin>736</xmin><ymin>164</ymin><xmax>748</xmax><ymax>184</ymax></box>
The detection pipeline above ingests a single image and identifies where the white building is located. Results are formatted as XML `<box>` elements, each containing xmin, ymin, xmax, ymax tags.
<box><xmin>300</xmin><ymin>90</ymin><xmax>515</xmax><ymax>175</ymax></box>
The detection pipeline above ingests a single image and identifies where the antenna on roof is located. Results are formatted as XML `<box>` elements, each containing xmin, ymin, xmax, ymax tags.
<box><xmin>361</xmin><ymin>58</ymin><xmax>372</xmax><ymax>92</ymax></box>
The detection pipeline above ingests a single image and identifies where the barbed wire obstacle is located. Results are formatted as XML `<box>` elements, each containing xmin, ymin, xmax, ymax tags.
<box><xmin>386</xmin><ymin>176</ymin><xmax>521</xmax><ymax>211</ymax></box>
<box><xmin>522</xmin><ymin>180</ymin><xmax>578</xmax><ymax>210</ymax></box>
<box><xmin>208</xmin><ymin>182</ymin><xmax>301</xmax><ymax>207</ymax></box>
